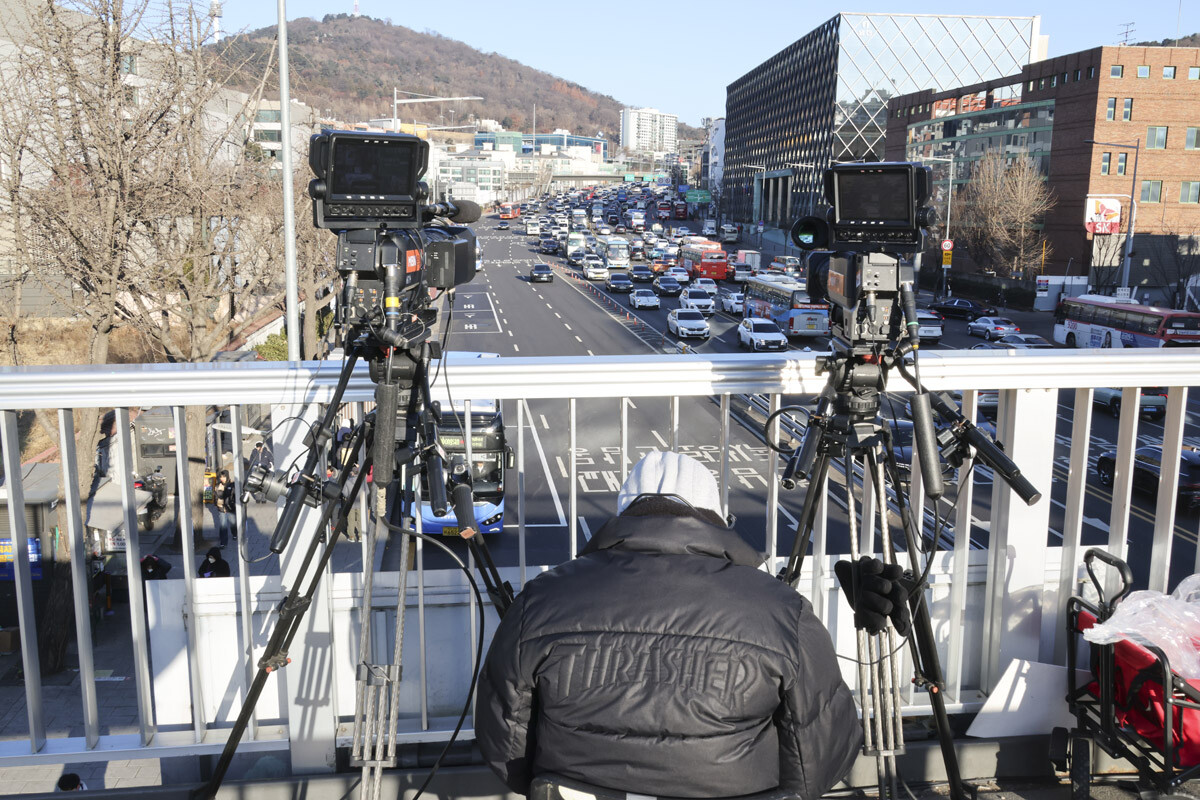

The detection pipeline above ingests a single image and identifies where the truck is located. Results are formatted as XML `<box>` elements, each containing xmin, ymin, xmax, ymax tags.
<box><xmin>701</xmin><ymin>220</ymin><xmax>717</xmax><ymax>237</ymax></box>
<box><xmin>735</xmin><ymin>250</ymin><xmax>762</xmax><ymax>272</ymax></box>
<box><xmin>720</xmin><ymin>224</ymin><xmax>740</xmax><ymax>244</ymax></box>
<box><xmin>524</xmin><ymin>219</ymin><xmax>541</xmax><ymax>237</ymax></box>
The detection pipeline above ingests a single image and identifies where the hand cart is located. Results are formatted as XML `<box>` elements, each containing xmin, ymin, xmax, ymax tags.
<box><xmin>1052</xmin><ymin>548</ymin><xmax>1200</xmax><ymax>799</ymax></box>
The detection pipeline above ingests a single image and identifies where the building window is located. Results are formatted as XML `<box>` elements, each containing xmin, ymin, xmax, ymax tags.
<box><xmin>1038</xmin><ymin>78</ymin><xmax>1046</xmax><ymax>90</ymax></box>
<box><xmin>1075</xmin><ymin>69</ymin><xmax>1082</xmax><ymax>81</ymax></box>
<box><xmin>1027</xmin><ymin>80</ymin><xmax>1035</xmax><ymax>91</ymax></box>
<box><xmin>255</xmin><ymin>129</ymin><xmax>282</xmax><ymax>143</ymax></box>
<box><xmin>1100</xmin><ymin>153</ymin><xmax>1111</xmax><ymax>174</ymax></box>
<box><xmin>1181</xmin><ymin>181</ymin><xmax>1200</xmax><ymax>203</ymax></box>
<box><xmin>1140</xmin><ymin>180</ymin><xmax>1162</xmax><ymax>203</ymax></box>
<box><xmin>1088</xmin><ymin>66</ymin><xmax>1096</xmax><ymax>79</ymax></box>
<box><xmin>1123</xmin><ymin>98</ymin><xmax>1133</xmax><ymax>121</ymax></box>
<box><xmin>1117</xmin><ymin>153</ymin><xmax>1128</xmax><ymax>175</ymax></box>
<box><xmin>1188</xmin><ymin>127</ymin><xmax>1200</xmax><ymax>150</ymax></box>
<box><xmin>1164</xmin><ymin>66</ymin><xmax>1177</xmax><ymax>79</ymax></box>
<box><xmin>1148</xmin><ymin>126</ymin><xmax>1168</xmax><ymax>149</ymax></box>
<box><xmin>255</xmin><ymin>109</ymin><xmax>282</xmax><ymax>123</ymax></box>
<box><xmin>1191</xmin><ymin>67</ymin><xmax>1200</xmax><ymax>80</ymax></box>
<box><xmin>120</xmin><ymin>54</ymin><xmax>138</xmax><ymax>75</ymax></box>
<box><xmin>1062</xmin><ymin>72</ymin><xmax>1069</xmax><ymax>84</ymax></box>
<box><xmin>123</xmin><ymin>86</ymin><xmax>138</xmax><ymax>106</ymax></box>
<box><xmin>1050</xmin><ymin>75</ymin><xmax>1057</xmax><ymax>88</ymax></box>
<box><xmin>1111</xmin><ymin>65</ymin><xmax>1124</xmax><ymax>78</ymax></box>
<box><xmin>1137</xmin><ymin>65</ymin><xmax>1150</xmax><ymax>78</ymax></box>
<box><xmin>1106</xmin><ymin>98</ymin><xmax>1116</xmax><ymax>120</ymax></box>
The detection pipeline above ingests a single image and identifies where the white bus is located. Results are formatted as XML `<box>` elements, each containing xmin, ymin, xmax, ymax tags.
<box><xmin>1053</xmin><ymin>295</ymin><xmax>1200</xmax><ymax>348</ymax></box>
<box><xmin>598</xmin><ymin>236</ymin><xmax>631</xmax><ymax>270</ymax></box>
<box><xmin>565</xmin><ymin>232</ymin><xmax>587</xmax><ymax>259</ymax></box>
<box><xmin>743</xmin><ymin>275</ymin><xmax>830</xmax><ymax>338</ymax></box>
<box><xmin>524</xmin><ymin>219</ymin><xmax>541</xmax><ymax>236</ymax></box>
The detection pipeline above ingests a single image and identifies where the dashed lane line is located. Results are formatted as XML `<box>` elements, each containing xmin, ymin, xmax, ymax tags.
<box><xmin>564</xmin><ymin>324</ymin><xmax>572</xmax><ymax>331</ymax></box>
<box><xmin>540</xmin><ymin>414</ymin><xmax>550</xmax><ymax>430</ymax></box>
<box><xmin>587</xmin><ymin>349</ymin><xmax>595</xmax><ymax>356</ymax></box>
<box><xmin>575</xmin><ymin>336</ymin><xmax>583</xmax><ymax>343</ymax></box>
<box><xmin>579</xmin><ymin>516</ymin><xmax>593</xmax><ymax>543</ymax></box>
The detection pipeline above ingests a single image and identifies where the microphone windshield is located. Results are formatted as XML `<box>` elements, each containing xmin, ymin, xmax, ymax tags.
<box><xmin>449</xmin><ymin>200</ymin><xmax>481</xmax><ymax>224</ymax></box>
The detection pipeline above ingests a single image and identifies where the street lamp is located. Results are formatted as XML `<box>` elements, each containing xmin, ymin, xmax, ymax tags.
<box><xmin>920</xmin><ymin>154</ymin><xmax>956</xmax><ymax>299</ymax></box>
<box><xmin>1085</xmin><ymin>138</ymin><xmax>1141</xmax><ymax>290</ymax></box>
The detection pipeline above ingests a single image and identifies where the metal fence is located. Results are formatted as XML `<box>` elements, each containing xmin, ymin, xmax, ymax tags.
<box><xmin>0</xmin><ymin>349</ymin><xmax>1197</xmax><ymax>779</ymax></box>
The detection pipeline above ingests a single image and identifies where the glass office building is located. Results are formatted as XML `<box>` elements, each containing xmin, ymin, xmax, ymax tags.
<box><xmin>723</xmin><ymin>13</ymin><xmax>1042</xmax><ymax>225</ymax></box>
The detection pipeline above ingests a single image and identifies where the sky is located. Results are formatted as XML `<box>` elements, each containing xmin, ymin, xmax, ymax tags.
<box><xmin>214</xmin><ymin>1</ymin><xmax>1199</xmax><ymax>127</ymax></box>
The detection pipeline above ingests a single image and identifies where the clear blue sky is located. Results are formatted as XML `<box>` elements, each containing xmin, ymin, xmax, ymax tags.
<box><xmin>214</xmin><ymin>1</ymin><xmax>1198</xmax><ymax>127</ymax></box>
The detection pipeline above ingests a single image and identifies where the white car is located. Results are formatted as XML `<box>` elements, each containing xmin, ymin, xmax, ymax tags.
<box><xmin>694</xmin><ymin>278</ymin><xmax>719</xmax><ymax>296</ymax></box>
<box><xmin>598</xmin><ymin>225</ymin><xmax>613</xmax><ymax>235</ymax></box>
<box><xmin>679</xmin><ymin>288</ymin><xmax>715</xmax><ymax>316</ymax></box>
<box><xmin>667</xmin><ymin>267</ymin><xmax>691</xmax><ymax>285</ymax></box>
<box><xmin>728</xmin><ymin>263</ymin><xmax>752</xmax><ymax>282</ymax></box>
<box><xmin>667</xmin><ymin>309</ymin><xmax>711</xmax><ymax>340</ymax></box>
<box><xmin>719</xmin><ymin>291</ymin><xmax>744</xmax><ymax>314</ymax></box>
<box><xmin>916</xmin><ymin>310</ymin><xmax>944</xmax><ymax>346</ymax></box>
<box><xmin>996</xmin><ymin>333</ymin><xmax>1054</xmax><ymax>349</ymax></box>
<box><xmin>967</xmin><ymin>316</ymin><xmax>1021</xmax><ymax>340</ymax></box>
<box><xmin>629</xmin><ymin>289</ymin><xmax>660</xmax><ymax>309</ymax></box>
<box><xmin>738</xmin><ymin>318</ymin><xmax>788</xmax><ymax>351</ymax></box>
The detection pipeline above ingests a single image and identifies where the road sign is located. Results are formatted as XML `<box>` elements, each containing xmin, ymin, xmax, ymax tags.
<box><xmin>623</xmin><ymin>174</ymin><xmax>635</xmax><ymax>182</ymax></box>
<box><xmin>685</xmin><ymin>190</ymin><xmax>711</xmax><ymax>203</ymax></box>
<box><xmin>941</xmin><ymin>239</ymin><xmax>954</xmax><ymax>251</ymax></box>
<box><xmin>757</xmin><ymin>222</ymin><xmax>764</xmax><ymax>234</ymax></box>
<box><xmin>941</xmin><ymin>250</ymin><xmax>953</xmax><ymax>266</ymax></box>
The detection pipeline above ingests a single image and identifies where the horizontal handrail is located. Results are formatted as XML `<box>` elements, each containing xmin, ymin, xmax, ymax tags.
<box><xmin>1</xmin><ymin>349</ymin><xmax>1197</xmax><ymax>409</ymax></box>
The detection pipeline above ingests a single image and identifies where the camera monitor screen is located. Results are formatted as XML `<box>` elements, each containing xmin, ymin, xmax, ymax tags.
<box><xmin>329</xmin><ymin>138</ymin><xmax>415</xmax><ymax>197</ymax></box>
<box><xmin>835</xmin><ymin>170</ymin><xmax>911</xmax><ymax>224</ymax></box>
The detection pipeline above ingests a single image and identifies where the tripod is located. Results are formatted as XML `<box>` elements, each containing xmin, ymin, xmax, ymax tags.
<box><xmin>773</xmin><ymin>303</ymin><xmax>1040</xmax><ymax>800</ymax></box>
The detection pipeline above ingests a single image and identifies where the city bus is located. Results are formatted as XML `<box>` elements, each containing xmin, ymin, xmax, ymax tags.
<box><xmin>1053</xmin><ymin>295</ymin><xmax>1200</xmax><ymax>348</ymax></box>
<box><xmin>680</xmin><ymin>241</ymin><xmax>729</xmax><ymax>281</ymax></box>
<box><xmin>657</xmin><ymin>200</ymin><xmax>673</xmax><ymax>220</ymax></box>
<box><xmin>498</xmin><ymin>202</ymin><xmax>520</xmax><ymax>220</ymax></box>
<box><xmin>743</xmin><ymin>275</ymin><xmax>830</xmax><ymax>338</ymax></box>
<box><xmin>598</xmin><ymin>235</ymin><xmax>631</xmax><ymax>270</ymax></box>
<box><xmin>674</xmin><ymin>201</ymin><xmax>688</xmax><ymax>220</ymax></box>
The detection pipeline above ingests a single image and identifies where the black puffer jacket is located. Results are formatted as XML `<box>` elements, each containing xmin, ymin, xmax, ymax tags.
<box><xmin>475</xmin><ymin>501</ymin><xmax>861</xmax><ymax>799</ymax></box>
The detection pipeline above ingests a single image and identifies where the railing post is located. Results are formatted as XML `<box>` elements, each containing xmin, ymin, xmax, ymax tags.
<box><xmin>272</xmin><ymin>401</ymin><xmax>337</xmax><ymax>773</ymax></box>
<box><xmin>980</xmin><ymin>388</ymin><xmax>1058</xmax><ymax>692</ymax></box>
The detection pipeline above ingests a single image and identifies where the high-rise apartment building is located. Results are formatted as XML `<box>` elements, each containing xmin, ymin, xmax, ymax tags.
<box><xmin>620</xmin><ymin>107</ymin><xmax>678</xmax><ymax>155</ymax></box>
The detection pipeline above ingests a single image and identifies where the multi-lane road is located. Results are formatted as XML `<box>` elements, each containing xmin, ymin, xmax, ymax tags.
<box><xmin>412</xmin><ymin>213</ymin><xmax>1200</xmax><ymax>588</ymax></box>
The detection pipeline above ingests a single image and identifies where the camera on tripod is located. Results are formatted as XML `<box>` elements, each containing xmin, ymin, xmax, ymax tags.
<box><xmin>790</xmin><ymin>163</ymin><xmax>937</xmax><ymax>348</ymax></box>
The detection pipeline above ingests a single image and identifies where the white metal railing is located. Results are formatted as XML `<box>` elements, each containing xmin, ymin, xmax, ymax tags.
<box><xmin>0</xmin><ymin>350</ymin><xmax>1197</xmax><ymax>779</ymax></box>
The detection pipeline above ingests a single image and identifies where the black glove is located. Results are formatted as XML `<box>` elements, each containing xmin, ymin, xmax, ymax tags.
<box><xmin>834</xmin><ymin>556</ymin><xmax>912</xmax><ymax>637</ymax></box>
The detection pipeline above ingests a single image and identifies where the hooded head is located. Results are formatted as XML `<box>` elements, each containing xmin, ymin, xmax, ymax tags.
<box><xmin>206</xmin><ymin>546</ymin><xmax>223</xmax><ymax>563</ymax></box>
<box><xmin>616</xmin><ymin>451</ymin><xmax>724</xmax><ymax>524</ymax></box>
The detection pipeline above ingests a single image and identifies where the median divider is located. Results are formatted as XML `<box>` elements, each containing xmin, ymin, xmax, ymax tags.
<box><xmin>549</xmin><ymin>262</ymin><xmax>673</xmax><ymax>353</ymax></box>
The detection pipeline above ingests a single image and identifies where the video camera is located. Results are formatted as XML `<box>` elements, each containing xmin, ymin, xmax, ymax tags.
<box><xmin>790</xmin><ymin>163</ymin><xmax>936</xmax><ymax>348</ymax></box>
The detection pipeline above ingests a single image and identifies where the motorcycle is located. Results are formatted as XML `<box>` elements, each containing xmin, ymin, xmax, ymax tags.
<box><xmin>134</xmin><ymin>465</ymin><xmax>169</xmax><ymax>531</ymax></box>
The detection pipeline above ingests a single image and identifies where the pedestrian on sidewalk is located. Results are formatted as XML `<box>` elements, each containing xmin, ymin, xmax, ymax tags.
<box><xmin>198</xmin><ymin>546</ymin><xmax>231</xmax><ymax>578</ymax></box>
<box><xmin>56</xmin><ymin>773</ymin><xmax>87</xmax><ymax>791</ymax></box>
<box><xmin>213</xmin><ymin>470</ymin><xmax>236</xmax><ymax>548</ymax></box>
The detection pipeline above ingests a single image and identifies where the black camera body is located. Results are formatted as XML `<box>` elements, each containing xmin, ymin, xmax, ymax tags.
<box><xmin>309</xmin><ymin>130</ymin><xmax>428</xmax><ymax>231</ymax></box>
<box><xmin>791</xmin><ymin>162</ymin><xmax>933</xmax><ymax>348</ymax></box>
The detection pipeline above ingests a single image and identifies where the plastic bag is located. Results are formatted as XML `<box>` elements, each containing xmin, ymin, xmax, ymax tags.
<box><xmin>1084</xmin><ymin>578</ymin><xmax>1200</xmax><ymax>678</ymax></box>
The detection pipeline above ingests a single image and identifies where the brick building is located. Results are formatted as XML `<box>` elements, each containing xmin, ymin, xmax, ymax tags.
<box><xmin>886</xmin><ymin>45</ymin><xmax>1200</xmax><ymax>304</ymax></box>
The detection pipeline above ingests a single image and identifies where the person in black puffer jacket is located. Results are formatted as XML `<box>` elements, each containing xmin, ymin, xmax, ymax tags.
<box><xmin>476</xmin><ymin>451</ymin><xmax>861</xmax><ymax>799</ymax></box>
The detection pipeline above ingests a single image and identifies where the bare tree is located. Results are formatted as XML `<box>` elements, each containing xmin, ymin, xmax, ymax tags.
<box><xmin>1144</xmin><ymin>227</ymin><xmax>1200</xmax><ymax>309</ymax></box>
<box><xmin>956</xmin><ymin>152</ymin><xmax>1056</xmax><ymax>277</ymax></box>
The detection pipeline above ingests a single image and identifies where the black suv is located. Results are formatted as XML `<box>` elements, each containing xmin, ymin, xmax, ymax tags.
<box><xmin>530</xmin><ymin>264</ymin><xmax>554</xmax><ymax>283</ymax></box>
<box><xmin>538</xmin><ymin>238</ymin><xmax>559</xmax><ymax>255</ymax></box>
<box><xmin>605</xmin><ymin>272</ymin><xmax>633</xmax><ymax>293</ymax></box>
<box><xmin>653</xmin><ymin>276</ymin><xmax>682</xmax><ymax>297</ymax></box>
<box><xmin>929</xmin><ymin>298</ymin><xmax>997</xmax><ymax>320</ymax></box>
<box><xmin>1096</xmin><ymin>446</ymin><xmax>1200</xmax><ymax>512</ymax></box>
<box><xmin>629</xmin><ymin>265</ymin><xmax>654</xmax><ymax>283</ymax></box>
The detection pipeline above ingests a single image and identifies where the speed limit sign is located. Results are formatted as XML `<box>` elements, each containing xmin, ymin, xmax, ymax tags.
<box><xmin>941</xmin><ymin>239</ymin><xmax>954</xmax><ymax>251</ymax></box>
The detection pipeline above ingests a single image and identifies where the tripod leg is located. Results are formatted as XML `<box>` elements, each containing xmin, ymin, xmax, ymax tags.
<box><xmin>781</xmin><ymin>450</ymin><xmax>833</xmax><ymax>586</ymax></box>
<box><xmin>869</xmin><ymin>448</ymin><xmax>904</xmax><ymax>800</ymax></box>
<box><xmin>884</xmin><ymin>450</ymin><xmax>967</xmax><ymax>800</ymax></box>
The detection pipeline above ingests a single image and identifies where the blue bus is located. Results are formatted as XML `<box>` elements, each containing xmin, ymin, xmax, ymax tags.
<box><xmin>742</xmin><ymin>275</ymin><xmax>830</xmax><ymax>338</ymax></box>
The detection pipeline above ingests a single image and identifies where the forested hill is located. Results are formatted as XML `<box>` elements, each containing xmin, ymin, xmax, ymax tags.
<box><xmin>1133</xmin><ymin>32</ymin><xmax>1200</xmax><ymax>47</ymax></box>
<box><xmin>218</xmin><ymin>14</ymin><xmax>636</xmax><ymax>140</ymax></box>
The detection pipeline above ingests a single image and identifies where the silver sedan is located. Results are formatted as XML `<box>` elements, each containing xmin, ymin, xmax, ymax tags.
<box><xmin>966</xmin><ymin>316</ymin><xmax>1021</xmax><ymax>340</ymax></box>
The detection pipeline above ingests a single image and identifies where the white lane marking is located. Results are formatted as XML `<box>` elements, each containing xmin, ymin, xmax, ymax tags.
<box><xmin>575</xmin><ymin>335</ymin><xmax>583</xmax><ymax>343</ymax></box>
<box><xmin>514</xmin><ymin>344</ymin><xmax>520</xmax><ymax>352</ymax></box>
<box><xmin>555</xmin><ymin>455</ymin><xmax>568</xmax><ymax>478</ymax></box>
<box><xmin>587</xmin><ymin>349</ymin><xmax>595</xmax><ymax>356</ymax></box>
<box><xmin>564</xmin><ymin>323</ymin><xmax>572</xmax><ymax>331</ymax></box>
<box><xmin>554</xmin><ymin>313</ymin><xmax>562</xmax><ymax>319</ymax></box>
<box><xmin>546</xmin><ymin>302</ymin><xmax>553</xmax><ymax>309</ymax></box>
<box><xmin>485</xmin><ymin>292</ymin><xmax>504</xmax><ymax>334</ymax></box>
<box><xmin>540</xmin><ymin>414</ymin><xmax>550</xmax><ymax>430</ymax></box>
<box><xmin>508</xmin><ymin>330</ymin><xmax>513</xmax><ymax>337</ymax></box>
<box><xmin>625</xmin><ymin>399</ymin><xmax>638</xmax><ymax>410</ymax></box>
<box><xmin>579</xmin><ymin>516</ymin><xmax>592</xmax><ymax>542</ymax></box>
<box><xmin>522</xmin><ymin>399</ymin><xmax>567</xmax><ymax>525</ymax></box>
<box><xmin>502</xmin><ymin>318</ymin><xmax>508</xmax><ymax>325</ymax></box>
<box><xmin>650</xmin><ymin>429</ymin><xmax>669</xmax><ymax>448</ymax></box>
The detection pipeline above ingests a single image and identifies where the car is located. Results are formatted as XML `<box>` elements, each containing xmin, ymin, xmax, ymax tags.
<box><xmin>970</xmin><ymin>342</ymin><xmax>1013</xmax><ymax>351</ymax></box>
<box><xmin>701</xmin><ymin>221</ymin><xmax>717</xmax><ymax>236</ymax></box>
<box><xmin>615</xmin><ymin>225</ymin><xmax>627</xmax><ymax>233</ymax></box>
<box><xmin>583</xmin><ymin>253</ymin><xmax>604</xmax><ymax>269</ymax></box>
<box><xmin>719</xmin><ymin>290</ymin><xmax>744</xmax><ymax>314</ymax></box>
<box><xmin>738</xmin><ymin>318</ymin><xmax>788</xmax><ymax>351</ymax></box>
<box><xmin>996</xmin><ymin>333</ymin><xmax>1053</xmax><ymax>349</ymax></box>
<box><xmin>629</xmin><ymin>265</ymin><xmax>654</xmax><ymax>282</ymax></box>
<box><xmin>630</xmin><ymin>242</ymin><xmax>647</xmax><ymax>261</ymax></box>
<box><xmin>768</xmin><ymin>256</ymin><xmax>801</xmax><ymax>275</ymax></box>
<box><xmin>584</xmin><ymin>259</ymin><xmax>608</xmax><ymax>281</ymax></box>
<box><xmin>605</xmin><ymin>272</ymin><xmax>634</xmax><ymax>293</ymax></box>
<box><xmin>967</xmin><ymin>317</ymin><xmax>1021</xmax><ymax>340</ymax></box>
<box><xmin>930</xmin><ymin>297</ymin><xmax>997</xmax><ymax>320</ymax></box>
<box><xmin>538</xmin><ymin>238</ymin><xmax>559</xmax><ymax>254</ymax></box>
<box><xmin>916</xmin><ymin>310</ymin><xmax>944</xmax><ymax>346</ymax></box>
<box><xmin>1093</xmin><ymin>387</ymin><xmax>1168</xmax><ymax>419</ymax></box>
<box><xmin>675</xmin><ymin>226</ymin><xmax>691</xmax><ymax>236</ymax></box>
<box><xmin>567</xmin><ymin>250</ymin><xmax>586</xmax><ymax>266</ymax></box>
<box><xmin>496</xmin><ymin>221</ymin><xmax>510</xmax><ymax>230</ymax></box>
<box><xmin>679</xmin><ymin>288</ymin><xmax>715</xmax><ymax>316</ymax></box>
<box><xmin>629</xmin><ymin>288</ymin><xmax>660</xmax><ymax>309</ymax></box>
<box><xmin>693</xmin><ymin>278</ymin><xmax>719</xmax><ymax>297</ymax></box>
<box><xmin>1095</xmin><ymin>446</ymin><xmax>1200</xmax><ymax>511</ymax></box>
<box><xmin>653</xmin><ymin>276</ymin><xmax>682</xmax><ymax>297</ymax></box>
<box><xmin>598</xmin><ymin>225</ymin><xmax>613</xmax><ymax>235</ymax></box>
<box><xmin>529</xmin><ymin>264</ymin><xmax>554</xmax><ymax>283</ymax></box>
<box><xmin>667</xmin><ymin>309</ymin><xmax>711</xmax><ymax>339</ymax></box>
<box><xmin>667</xmin><ymin>267</ymin><xmax>691</xmax><ymax>285</ymax></box>
<box><xmin>728</xmin><ymin>263</ymin><xmax>752</xmax><ymax>283</ymax></box>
